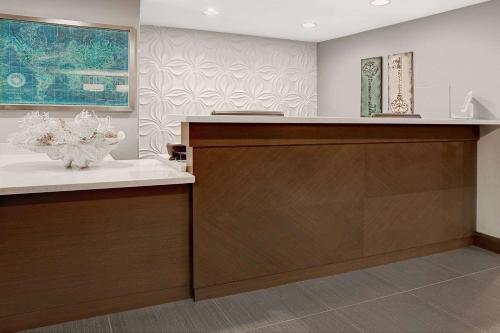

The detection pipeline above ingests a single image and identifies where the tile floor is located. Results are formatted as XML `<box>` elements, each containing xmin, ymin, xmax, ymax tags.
<box><xmin>21</xmin><ymin>246</ymin><xmax>500</xmax><ymax>333</ymax></box>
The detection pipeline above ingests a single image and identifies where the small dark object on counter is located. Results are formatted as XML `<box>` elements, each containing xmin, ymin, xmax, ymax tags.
<box><xmin>167</xmin><ymin>144</ymin><xmax>187</xmax><ymax>161</ymax></box>
<box><xmin>174</xmin><ymin>152</ymin><xmax>186</xmax><ymax>161</ymax></box>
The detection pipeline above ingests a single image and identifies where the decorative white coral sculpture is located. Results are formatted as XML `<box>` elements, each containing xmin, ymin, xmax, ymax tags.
<box><xmin>9</xmin><ymin>110</ymin><xmax>126</xmax><ymax>168</ymax></box>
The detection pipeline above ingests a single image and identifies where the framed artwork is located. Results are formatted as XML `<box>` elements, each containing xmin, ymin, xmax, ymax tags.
<box><xmin>361</xmin><ymin>57</ymin><xmax>382</xmax><ymax>117</ymax></box>
<box><xmin>388</xmin><ymin>52</ymin><xmax>414</xmax><ymax>115</ymax></box>
<box><xmin>0</xmin><ymin>14</ymin><xmax>136</xmax><ymax>111</ymax></box>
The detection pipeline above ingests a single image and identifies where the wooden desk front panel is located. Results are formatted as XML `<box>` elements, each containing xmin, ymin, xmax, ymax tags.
<box><xmin>190</xmin><ymin>124</ymin><xmax>477</xmax><ymax>297</ymax></box>
<box><xmin>364</xmin><ymin>142</ymin><xmax>476</xmax><ymax>256</ymax></box>
<box><xmin>193</xmin><ymin>145</ymin><xmax>366</xmax><ymax>288</ymax></box>
<box><xmin>0</xmin><ymin>185</ymin><xmax>191</xmax><ymax>332</ymax></box>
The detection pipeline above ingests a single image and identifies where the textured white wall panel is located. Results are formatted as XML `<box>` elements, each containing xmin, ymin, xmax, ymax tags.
<box><xmin>139</xmin><ymin>26</ymin><xmax>317</xmax><ymax>158</ymax></box>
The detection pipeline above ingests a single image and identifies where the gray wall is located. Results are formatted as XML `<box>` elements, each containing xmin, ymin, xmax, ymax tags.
<box><xmin>318</xmin><ymin>0</ymin><xmax>500</xmax><ymax>119</ymax></box>
<box><xmin>319</xmin><ymin>0</ymin><xmax>500</xmax><ymax>239</ymax></box>
<box><xmin>0</xmin><ymin>0</ymin><xmax>140</xmax><ymax>159</ymax></box>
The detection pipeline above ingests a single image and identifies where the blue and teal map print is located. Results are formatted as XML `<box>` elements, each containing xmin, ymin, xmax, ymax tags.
<box><xmin>0</xmin><ymin>18</ymin><xmax>129</xmax><ymax>107</ymax></box>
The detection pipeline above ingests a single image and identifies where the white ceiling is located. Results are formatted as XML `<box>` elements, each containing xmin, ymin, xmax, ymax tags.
<box><xmin>141</xmin><ymin>0</ymin><xmax>490</xmax><ymax>42</ymax></box>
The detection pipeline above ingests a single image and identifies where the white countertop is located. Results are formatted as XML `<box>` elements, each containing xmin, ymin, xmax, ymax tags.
<box><xmin>0</xmin><ymin>154</ymin><xmax>194</xmax><ymax>196</ymax></box>
<box><xmin>172</xmin><ymin>115</ymin><xmax>500</xmax><ymax>125</ymax></box>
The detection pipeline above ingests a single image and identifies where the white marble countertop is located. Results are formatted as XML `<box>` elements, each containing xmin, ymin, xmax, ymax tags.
<box><xmin>0</xmin><ymin>154</ymin><xmax>194</xmax><ymax>196</ymax></box>
<box><xmin>172</xmin><ymin>115</ymin><xmax>500</xmax><ymax>125</ymax></box>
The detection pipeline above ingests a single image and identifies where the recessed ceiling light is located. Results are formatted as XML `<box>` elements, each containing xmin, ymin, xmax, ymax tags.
<box><xmin>302</xmin><ymin>22</ymin><xmax>317</xmax><ymax>29</ymax></box>
<box><xmin>203</xmin><ymin>8</ymin><xmax>219</xmax><ymax>16</ymax></box>
<box><xmin>370</xmin><ymin>0</ymin><xmax>391</xmax><ymax>6</ymax></box>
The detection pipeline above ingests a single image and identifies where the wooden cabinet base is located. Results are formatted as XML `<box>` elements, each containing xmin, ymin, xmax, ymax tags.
<box><xmin>0</xmin><ymin>186</ymin><xmax>191</xmax><ymax>333</ymax></box>
<box><xmin>185</xmin><ymin>123</ymin><xmax>478</xmax><ymax>300</ymax></box>
<box><xmin>194</xmin><ymin>237</ymin><xmax>473</xmax><ymax>300</ymax></box>
<box><xmin>0</xmin><ymin>287</ymin><xmax>190</xmax><ymax>333</ymax></box>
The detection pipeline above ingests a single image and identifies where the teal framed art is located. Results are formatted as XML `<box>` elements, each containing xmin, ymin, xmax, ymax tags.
<box><xmin>361</xmin><ymin>57</ymin><xmax>382</xmax><ymax>117</ymax></box>
<box><xmin>0</xmin><ymin>14</ymin><xmax>136</xmax><ymax>111</ymax></box>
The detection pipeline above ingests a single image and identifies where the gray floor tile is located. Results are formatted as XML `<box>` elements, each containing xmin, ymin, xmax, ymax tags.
<box><xmin>214</xmin><ymin>283</ymin><xmax>328</xmax><ymax>332</ymax></box>
<box><xmin>469</xmin><ymin>266</ymin><xmax>500</xmax><ymax>289</ymax></box>
<box><xmin>20</xmin><ymin>316</ymin><xmax>111</xmax><ymax>333</ymax></box>
<box><xmin>109</xmin><ymin>299</ymin><xmax>233</xmax><ymax>333</ymax></box>
<box><xmin>296</xmin><ymin>269</ymin><xmax>399</xmax><ymax>309</ymax></box>
<box><xmin>337</xmin><ymin>292</ymin><xmax>480</xmax><ymax>333</ymax></box>
<box><xmin>423</xmin><ymin>246</ymin><xmax>500</xmax><ymax>274</ymax></box>
<box><xmin>250</xmin><ymin>310</ymin><xmax>361</xmax><ymax>333</ymax></box>
<box><xmin>413</xmin><ymin>276</ymin><xmax>500</xmax><ymax>332</ymax></box>
<box><xmin>366</xmin><ymin>257</ymin><xmax>460</xmax><ymax>291</ymax></box>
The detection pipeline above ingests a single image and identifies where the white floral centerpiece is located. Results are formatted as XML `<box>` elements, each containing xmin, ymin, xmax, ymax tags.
<box><xmin>9</xmin><ymin>110</ymin><xmax>125</xmax><ymax>168</ymax></box>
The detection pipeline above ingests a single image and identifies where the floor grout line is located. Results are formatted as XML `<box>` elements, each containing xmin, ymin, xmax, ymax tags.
<box><xmin>334</xmin><ymin>290</ymin><xmax>408</xmax><ymax>311</ymax></box>
<box><xmin>319</xmin><ymin>268</ymin><xmax>473</xmax><ymax>312</ymax></box>
<box><xmin>392</xmin><ymin>274</ymin><xmax>467</xmax><ymax>294</ymax></box>
<box><xmin>408</xmin><ymin>291</ymin><xmax>486</xmax><ymax>333</ymax></box>
<box><xmin>362</xmin><ymin>267</ymin><xmax>407</xmax><ymax>290</ymax></box>
<box><xmin>233</xmin><ymin>283</ymin><xmax>337</xmax><ymax>333</ymax></box>
<box><xmin>465</xmin><ymin>264</ymin><xmax>500</xmax><ymax>278</ymax></box>
<box><xmin>107</xmin><ymin>315</ymin><xmax>113</xmax><ymax>333</ymax></box>
<box><xmin>242</xmin><ymin>308</ymin><xmax>337</xmax><ymax>333</ymax></box>
<box><xmin>419</xmin><ymin>254</ymin><xmax>471</xmax><ymax>276</ymax></box>
<box><xmin>294</xmin><ymin>281</ymin><xmax>336</xmax><ymax>311</ymax></box>
<box><xmin>419</xmin><ymin>247</ymin><xmax>500</xmax><ymax>276</ymax></box>
<box><xmin>293</xmin><ymin>269</ymin><xmax>408</xmax><ymax>313</ymax></box>
<box><xmin>363</xmin><ymin>261</ymin><xmax>500</xmax><ymax>302</ymax></box>
<box><xmin>211</xmin><ymin>299</ymin><xmax>241</xmax><ymax>332</ymax></box>
<box><xmin>333</xmin><ymin>309</ymin><xmax>365</xmax><ymax>333</ymax></box>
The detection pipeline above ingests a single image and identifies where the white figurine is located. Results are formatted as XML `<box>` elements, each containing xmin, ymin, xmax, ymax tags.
<box><xmin>452</xmin><ymin>91</ymin><xmax>474</xmax><ymax>119</ymax></box>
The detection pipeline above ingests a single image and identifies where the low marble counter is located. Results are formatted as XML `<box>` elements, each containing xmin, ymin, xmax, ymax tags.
<box><xmin>173</xmin><ymin>115</ymin><xmax>500</xmax><ymax>125</ymax></box>
<box><xmin>0</xmin><ymin>153</ymin><xmax>194</xmax><ymax>332</ymax></box>
<box><xmin>0</xmin><ymin>154</ymin><xmax>194</xmax><ymax>196</ymax></box>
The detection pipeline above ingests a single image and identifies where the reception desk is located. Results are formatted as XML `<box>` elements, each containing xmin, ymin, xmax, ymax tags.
<box><xmin>1</xmin><ymin>116</ymin><xmax>496</xmax><ymax>331</ymax></box>
<box><xmin>179</xmin><ymin>116</ymin><xmax>486</xmax><ymax>300</ymax></box>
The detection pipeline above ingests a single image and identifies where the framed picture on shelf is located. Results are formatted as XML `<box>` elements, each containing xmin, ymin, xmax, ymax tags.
<box><xmin>361</xmin><ymin>56</ymin><xmax>383</xmax><ymax>117</ymax></box>
<box><xmin>388</xmin><ymin>52</ymin><xmax>414</xmax><ymax>115</ymax></box>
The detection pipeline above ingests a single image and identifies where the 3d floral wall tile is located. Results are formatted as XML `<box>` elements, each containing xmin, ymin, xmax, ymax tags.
<box><xmin>139</xmin><ymin>26</ymin><xmax>317</xmax><ymax>158</ymax></box>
